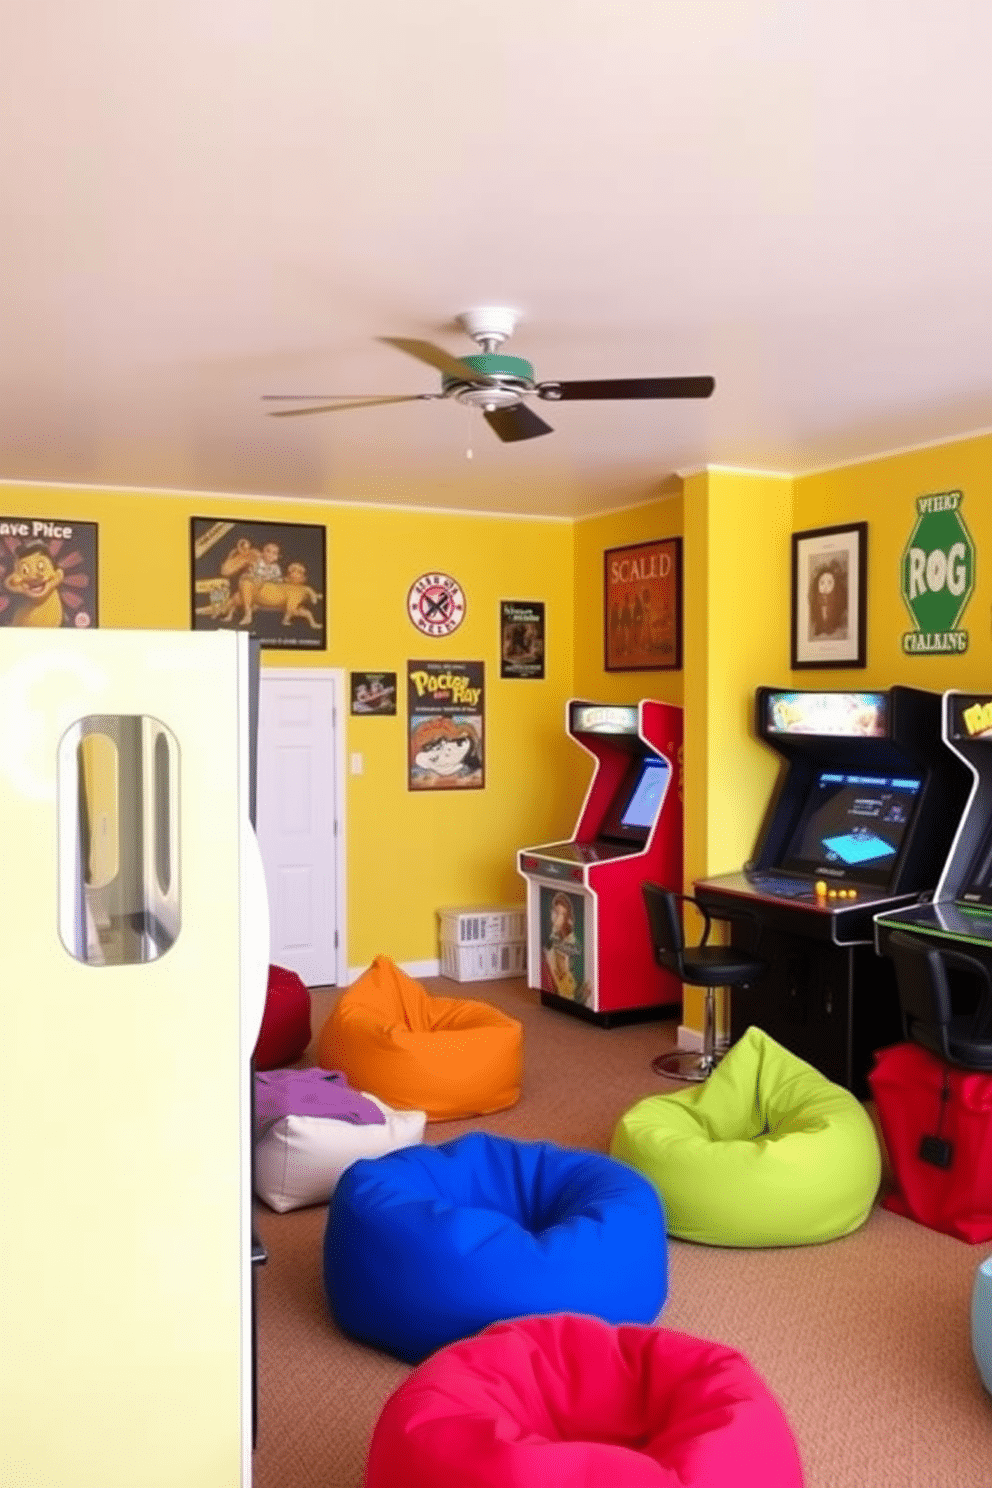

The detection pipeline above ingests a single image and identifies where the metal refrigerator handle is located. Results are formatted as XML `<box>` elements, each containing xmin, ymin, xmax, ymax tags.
<box><xmin>57</xmin><ymin>714</ymin><xmax>181</xmax><ymax>967</ymax></box>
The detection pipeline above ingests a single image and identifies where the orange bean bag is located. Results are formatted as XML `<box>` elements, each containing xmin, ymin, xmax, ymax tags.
<box><xmin>317</xmin><ymin>956</ymin><xmax>523</xmax><ymax>1121</ymax></box>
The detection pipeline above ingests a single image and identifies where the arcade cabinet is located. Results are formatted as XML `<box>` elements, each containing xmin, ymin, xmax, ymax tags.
<box><xmin>0</xmin><ymin>629</ymin><xmax>269</xmax><ymax>1487</ymax></box>
<box><xmin>518</xmin><ymin>698</ymin><xmax>683</xmax><ymax>1025</ymax></box>
<box><xmin>693</xmin><ymin>686</ymin><xmax>971</xmax><ymax>1095</ymax></box>
<box><xmin>876</xmin><ymin>692</ymin><xmax>992</xmax><ymax>969</ymax></box>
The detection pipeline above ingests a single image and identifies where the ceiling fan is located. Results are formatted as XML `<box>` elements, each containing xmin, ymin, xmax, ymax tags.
<box><xmin>262</xmin><ymin>307</ymin><xmax>715</xmax><ymax>443</ymax></box>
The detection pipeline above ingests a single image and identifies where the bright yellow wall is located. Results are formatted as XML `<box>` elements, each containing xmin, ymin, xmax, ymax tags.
<box><xmin>335</xmin><ymin>503</ymin><xmax>578</xmax><ymax>964</ymax></box>
<box><xmin>688</xmin><ymin>469</ymin><xmax>794</xmax><ymax>882</ymax></box>
<box><xmin>682</xmin><ymin>468</ymin><xmax>794</xmax><ymax>1035</ymax></box>
<box><xmin>573</xmin><ymin>489</ymin><xmax>684</xmax><ymax>707</ymax></box>
<box><xmin>553</xmin><ymin>493</ymin><xmax>687</xmax><ymax>876</ymax></box>
<box><xmin>793</xmin><ymin>431</ymin><xmax>992</xmax><ymax>690</ymax></box>
<box><xmin>0</xmin><ymin>482</ymin><xmax>578</xmax><ymax>968</ymax></box>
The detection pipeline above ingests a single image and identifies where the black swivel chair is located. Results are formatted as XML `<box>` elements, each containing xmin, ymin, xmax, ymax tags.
<box><xmin>885</xmin><ymin>930</ymin><xmax>992</xmax><ymax>1072</ymax></box>
<box><xmin>642</xmin><ymin>882</ymin><xmax>767</xmax><ymax>1082</ymax></box>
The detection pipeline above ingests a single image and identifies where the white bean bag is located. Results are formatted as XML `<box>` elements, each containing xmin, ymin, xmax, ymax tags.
<box><xmin>254</xmin><ymin>1092</ymin><xmax>426</xmax><ymax>1213</ymax></box>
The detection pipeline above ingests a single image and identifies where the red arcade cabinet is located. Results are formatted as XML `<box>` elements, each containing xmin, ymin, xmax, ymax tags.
<box><xmin>517</xmin><ymin>698</ymin><xmax>683</xmax><ymax>1025</ymax></box>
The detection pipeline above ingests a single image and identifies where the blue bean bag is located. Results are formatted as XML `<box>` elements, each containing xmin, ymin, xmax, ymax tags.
<box><xmin>323</xmin><ymin>1132</ymin><xmax>668</xmax><ymax>1363</ymax></box>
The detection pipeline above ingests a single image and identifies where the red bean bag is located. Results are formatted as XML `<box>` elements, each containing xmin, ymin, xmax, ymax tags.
<box><xmin>253</xmin><ymin>965</ymin><xmax>312</xmax><ymax>1070</ymax></box>
<box><xmin>869</xmin><ymin>1041</ymin><xmax>992</xmax><ymax>1242</ymax></box>
<box><xmin>366</xmin><ymin>1313</ymin><xmax>804</xmax><ymax>1488</ymax></box>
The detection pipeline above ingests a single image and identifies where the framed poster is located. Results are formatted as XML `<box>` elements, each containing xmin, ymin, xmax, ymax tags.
<box><xmin>791</xmin><ymin>522</ymin><xmax>867</xmax><ymax>669</ymax></box>
<box><xmin>604</xmin><ymin>537</ymin><xmax>682</xmax><ymax>671</ymax></box>
<box><xmin>190</xmin><ymin>517</ymin><xmax>326</xmax><ymax>650</ymax></box>
<box><xmin>0</xmin><ymin>515</ymin><xmax>98</xmax><ymax>629</ymax></box>
<box><xmin>350</xmin><ymin>671</ymin><xmax>397</xmax><ymax>715</ymax></box>
<box><xmin>407</xmin><ymin>660</ymin><xmax>484</xmax><ymax>790</ymax></box>
<box><xmin>500</xmin><ymin>600</ymin><xmax>545</xmax><ymax>679</ymax></box>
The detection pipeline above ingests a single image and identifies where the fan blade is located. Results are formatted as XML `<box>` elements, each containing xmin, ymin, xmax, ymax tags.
<box><xmin>262</xmin><ymin>393</ymin><xmax>420</xmax><ymax>401</ymax></box>
<box><xmin>268</xmin><ymin>395</ymin><xmax>437</xmax><ymax>418</ymax></box>
<box><xmin>483</xmin><ymin>404</ymin><xmax>554</xmax><ymax>442</ymax></box>
<box><xmin>381</xmin><ymin>336</ymin><xmax>498</xmax><ymax>385</ymax></box>
<box><xmin>536</xmin><ymin>376</ymin><xmax>715</xmax><ymax>401</ymax></box>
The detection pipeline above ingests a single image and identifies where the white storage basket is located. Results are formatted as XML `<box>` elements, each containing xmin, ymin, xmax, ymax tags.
<box><xmin>439</xmin><ymin>939</ymin><xmax>528</xmax><ymax>982</ymax></box>
<box><xmin>437</xmin><ymin>904</ymin><xmax>527</xmax><ymax>947</ymax></box>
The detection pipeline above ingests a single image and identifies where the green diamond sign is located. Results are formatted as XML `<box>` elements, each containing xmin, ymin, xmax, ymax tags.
<box><xmin>901</xmin><ymin>489</ymin><xmax>974</xmax><ymax>655</ymax></box>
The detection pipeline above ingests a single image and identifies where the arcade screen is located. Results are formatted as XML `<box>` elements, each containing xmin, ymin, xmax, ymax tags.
<box><xmin>781</xmin><ymin>770</ymin><xmax>922</xmax><ymax>886</ymax></box>
<box><xmin>599</xmin><ymin>755</ymin><xmax>670</xmax><ymax>844</ymax></box>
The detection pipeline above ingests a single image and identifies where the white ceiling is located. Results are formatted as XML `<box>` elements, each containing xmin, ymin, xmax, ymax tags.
<box><xmin>3</xmin><ymin>3</ymin><xmax>991</xmax><ymax>519</ymax></box>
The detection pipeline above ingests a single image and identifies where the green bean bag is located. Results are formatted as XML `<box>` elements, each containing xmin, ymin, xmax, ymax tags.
<box><xmin>610</xmin><ymin>1026</ymin><xmax>881</xmax><ymax>1247</ymax></box>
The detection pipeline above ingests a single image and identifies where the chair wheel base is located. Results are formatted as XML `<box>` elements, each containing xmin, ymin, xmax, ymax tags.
<box><xmin>651</xmin><ymin>1049</ymin><xmax>724</xmax><ymax>1082</ymax></box>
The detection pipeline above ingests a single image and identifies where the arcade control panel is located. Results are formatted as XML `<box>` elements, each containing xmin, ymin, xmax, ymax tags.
<box><xmin>747</xmin><ymin>870</ymin><xmax>864</xmax><ymax>903</ymax></box>
<box><xmin>695</xmin><ymin>868</ymin><xmax>925</xmax><ymax>944</ymax></box>
<box><xmin>519</xmin><ymin>840</ymin><xmax>632</xmax><ymax>884</ymax></box>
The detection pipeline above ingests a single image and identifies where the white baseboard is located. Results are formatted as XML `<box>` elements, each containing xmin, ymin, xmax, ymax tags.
<box><xmin>401</xmin><ymin>958</ymin><xmax>441</xmax><ymax>980</ymax></box>
<box><xmin>677</xmin><ymin>1023</ymin><xmax>730</xmax><ymax>1053</ymax></box>
<box><xmin>345</xmin><ymin>957</ymin><xmax>440</xmax><ymax>984</ymax></box>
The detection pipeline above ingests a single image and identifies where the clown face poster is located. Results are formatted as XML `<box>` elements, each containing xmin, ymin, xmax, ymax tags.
<box><xmin>0</xmin><ymin>516</ymin><xmax>98</xmax><ymax>629</ymax></box>
<box><xmin>407</xmin><ymin>660</ymin><xmax>484</xmax><ymax>790</ymax></box>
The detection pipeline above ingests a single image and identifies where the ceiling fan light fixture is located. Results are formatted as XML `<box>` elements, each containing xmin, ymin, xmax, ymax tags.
<box><xmin>441</xmin><ymin>352</ymin><xmax>535</xmax><ymax>410</ymax></box>
<box><xmin>456</xmin><ymin>306</ymin><xmax>518</xmax><ymax>347</ymax></box>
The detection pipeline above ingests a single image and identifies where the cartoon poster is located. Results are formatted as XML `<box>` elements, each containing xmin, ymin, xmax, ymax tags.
<box><xmin>0</xmin><ymin>516</ymin><xmax>98</xmax><ymax>629</ymax></box>
<box><xmin>539</xmin><ymin>886</ymin><xmax>591</xmax><ymax>1005</ymax></box>
<box><xmin>500</xmin><ymin>600</ymin><xmax>545</xmax><ymax>679</ymax></box>
<box><xmin>190</xmin><ymin>517</ymin><xmax>326</xmax><ymax>650</ymax></box>
<box><xmin>350</xmin><ymin>671</ymin><xmax>397</xmax><ymax>715</ymax></box>
<box><xmin>407</xmin><ymin>660</ymin><xmax>484</xmax><ymax>790</ymax></box>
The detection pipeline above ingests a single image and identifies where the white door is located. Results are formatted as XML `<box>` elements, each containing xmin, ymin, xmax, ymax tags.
<box><xmin>257</xmin><ymin>667</ymin><xmax>345</xmax><ymax>986</ymax></box>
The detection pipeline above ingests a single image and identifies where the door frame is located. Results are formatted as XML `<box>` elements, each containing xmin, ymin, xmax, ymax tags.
<box><xmin>258</xmin><ymin>665</ymin><xmax>347</xmax><ymax>987</ymax></box>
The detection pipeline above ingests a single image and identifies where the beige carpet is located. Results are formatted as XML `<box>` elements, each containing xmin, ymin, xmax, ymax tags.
<box><xmin>252</xmin><ymin>977</ymin><xmax>992</xmax><ymax>1488</ymax></box>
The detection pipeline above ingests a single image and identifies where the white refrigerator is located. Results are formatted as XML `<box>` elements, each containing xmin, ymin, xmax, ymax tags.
<box><xmin>0</xmin><ymin>628</ymin><xmax>269</xmax><ymax>1487</ymax></box>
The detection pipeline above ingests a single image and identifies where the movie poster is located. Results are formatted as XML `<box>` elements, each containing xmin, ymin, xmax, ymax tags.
<box><xmin>350</xmin><ymin>671</ymin><xmax>397</xmax><ymax>715</ymax></box>
<box><xmin>407</xmin><ymin>659</ymin><xmax>484</xmax><ymax>790</ymax></box>
<box><xmin>190</xmin><ymin>517</ymin><xmax>326</xmax><ymax>650</ymax></box>
<box><xmin>604</xmin><ymin>537</ymin><xmax>682</xmax><ymax>671</ymax></box>
<box><xmin>539</xmin><ymin>886</ymin><xmax>591</xmax><ymax>1005</ymax></box>
<box><xmin>0</xmin><ymin>516</ymin><xmax>98</xmax><ymax>629</ymax></box>
<box><xmin>500</xmin><ymin>600</ymin><xmax>545</xmax><ymax>679</ymax></box>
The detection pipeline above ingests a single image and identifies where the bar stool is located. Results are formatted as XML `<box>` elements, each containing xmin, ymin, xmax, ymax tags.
<box><xmin>642</xmin><ymin>883</ymin><xmax>766</xmax><ymax>1082</ymax></box>
<box><xmin>886</xmin><ymin>930</ymin><xmax>992</xmax><ymax>1070</ymax></box>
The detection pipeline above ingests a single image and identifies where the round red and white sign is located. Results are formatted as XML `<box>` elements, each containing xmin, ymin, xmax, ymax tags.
<box><xmin>407</xmin><ymin>572</ymin><xmax>466</xmax><ymax>637</ymax></box>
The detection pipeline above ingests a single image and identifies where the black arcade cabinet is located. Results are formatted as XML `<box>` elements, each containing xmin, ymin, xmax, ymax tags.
<box><xmin>694</xmin><ymin>687</ymin><xmax>971</xmax><ymax>1096</ymax></box>
<box><xmin>876</xmin><ymin>692</ymin><xmax>992</xmax><ymax>967</ymax></box>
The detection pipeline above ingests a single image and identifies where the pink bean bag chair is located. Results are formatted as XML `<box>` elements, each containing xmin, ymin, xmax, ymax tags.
<box><xmin>365</xmin><ymin>1312</ymin><xmax>804</xmax><ymax>1487</ymax></box>
<box><xmin>253</xmin><ymin>964</ymin><xmax>312</xmax><ymax>1071</ymax></box>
